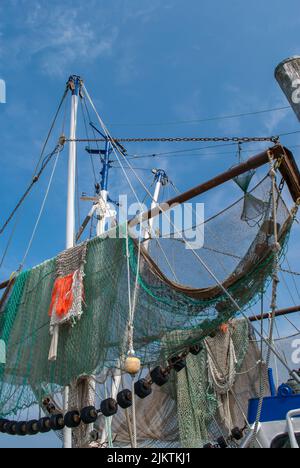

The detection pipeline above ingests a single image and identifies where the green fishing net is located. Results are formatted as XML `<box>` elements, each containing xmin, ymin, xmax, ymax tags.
<box><xmin>0</xmin><ymin>176</ymin><xmax>293</xmax><ymax>417</ymax></box>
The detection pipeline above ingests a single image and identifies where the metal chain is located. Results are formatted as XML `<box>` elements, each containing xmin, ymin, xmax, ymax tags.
<box><xmin>280</xmin><ymin>268</ymin><xmax>300</xmax><ymax>277</ymax></box>
<box><xmin>67</xmin><ymin>136</ymin><xmax>279</xmax><ymax>144</ymax></box>
<box><xmin>250</xmin><ymin>155</ymin><xmax>281</xmax><ymax>445</ymax></box>
<box><xmin>278</xmin><ymin>177</ymin><xmax>285</xmax><ymax>194</ymax></box>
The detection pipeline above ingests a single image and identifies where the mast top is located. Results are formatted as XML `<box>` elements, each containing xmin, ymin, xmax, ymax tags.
<box><xmin>67</xmin><ymin>75</ymin><xmax>83</xmax><ymax>96</ymax></box>
<box><xmin>152</xmin><ymin>168</ymin><xmax>169</xmax><ymax>186</ymax></box>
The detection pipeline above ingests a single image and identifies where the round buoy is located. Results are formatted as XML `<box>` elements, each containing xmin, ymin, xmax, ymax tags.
<box><xmin>124</xmin><ymin>356</ymin><xmax>141</xmax><ymax>375</ymax></box>
<box><xmin>64</xmin><ymin>410</ymin><xmax>81</xmax><ymax>429</ymax></box>
<box><xmin>100</xmin><ymin>398</ymin><xmax>118</xmax><ymax>417</ymax></box>
<box><xmin>217</xmin><ymin>436</ymin><xmax>228</xmax><ymax>449</ymax></box>
<box><xmin>169</xmin><ymin>356</ymin><xmax>186</xmax><ymax>373</ymax></box>
<box><xmin>0</xmin><ymin>419</ymin><xmax>9</xmax><ymax>433</ymax></box>
<box><xmin>189</xmin><ymin>344</ymin><xmax>203</xmax><ymax>356</ymax></box>
<box><xmin>26</xmin><ymin>420</ymin><xmax>40</xmax><ymax>436</ymax></box>
<box><xmin>6</xmin><ymin>421</ymin><xmax>17</xmax><ymax>435</ymax></box>
<box><xmin>38</xmin><ymin>417</ymin><xmax>51</xmax><ymax>434</ymax></box>
<box><xmin>2</xmin><ymin>421</ymin><xmax>11</xmax><ymax>434</ymax></box>
<box><xmin>117</xmin><ymin>389</ymin><xmax>132</xmax><ymax>409</ymax></box>
<box><xmin>134</xmin><ymin>379</ymin><xmax>152</xmax><ymax>399</ymax></box>
<box><xmin>90</xmin><ymin>429</ymin><xmax>99</xmax><ymax>442</ymax></box>
<box><xmin>15</xmin><ymin>421</ymin><xmax>27</xmax><ymax>436</ymax></box>
<box><xmin>50</xmin><ymin>414</ymin><xmax>65</xmax><ymax>431</ymax></box>
<box><xmin>150</xmin><ymin>367</ymin><xmax>169</xmax><ymax>387</ymax></box>
<box><xmin>81</xmin><ymin>406</ymin><xmax>98</xmax><ymax>425</ymax></box>
<box><xmin>231</xmin><ymin>427</ymin><xmax>244</xmax><ymax>441</ymax></box>
<box><xmin>219</xmin><ymin>323</ymin><xmax>229</xmax><ymax>334</ymax></box>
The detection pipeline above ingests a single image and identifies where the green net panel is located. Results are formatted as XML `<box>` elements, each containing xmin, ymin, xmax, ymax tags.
<box><xmin>0</xmin><ymin>176</ymin><xmax>293</xmax><ymax>416</ymax></box>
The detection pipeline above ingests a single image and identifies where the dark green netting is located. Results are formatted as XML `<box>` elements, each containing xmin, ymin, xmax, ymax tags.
<box><xmin>175</xmin><ymin>320</ymin><xmax>250</xmax><ymax>448</ymax></box>
<box><xmin>234</xmin><ymin>170</ymin><xmax>256</xmax><ymax>193</ymax></box>
<box><xmin>0</xmin><ymin>176</ymin><xmax>293</xmax><ymax>416</ymax></box>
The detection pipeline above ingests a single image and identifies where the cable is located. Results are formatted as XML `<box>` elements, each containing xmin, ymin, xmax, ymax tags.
<box><xmin>80</xmin><ymin>97</ymin><xmax>97</xmax><ymax>185</ymax></box>
<box><xmin>278</xmin><ymin>130</ymin><xmax>300</xmax><ymax>138</ymax></box>
<box><xmin>19</xmin><ymin>149</ymin><xmax>61</xmax><ymax>270</ymax></box>
<box><xmin>107</xmin><ymin>106</ymin><xmax>291</xmax><ymax>127</ymax></box>
<box><xmin>0</xmin><ymin>143</ymin><xmax>65</xmax><ymax>237</ymax></box>
<box><xmin>120</xmin><ymin>141</ymin><xmax>300</xmax><ymax>163</ymax></box>
<box><xmin>280</xmin><ymin>267</ymin><xmax>300</xmax><ymax>277</ymax></box>
<box><xmin>33</xmin><ymin>87</ymin><xmax>68</xmax><ymax>175</ymax></box>
<box><xmin>0</xmin><ymin>84</ymin><xmax>68</xmax><ymax>238</ymax></box>
<box><xmin>0</xmin><ymin>216</ymin><xmax>21</xmax><ymax>271</ymax></box>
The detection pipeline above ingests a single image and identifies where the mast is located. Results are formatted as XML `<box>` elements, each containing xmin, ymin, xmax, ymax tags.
<box><xmin>98</xmin><ymin>169</ymin><xmax>169</xmax><ymax>447</ymax></box>
<box><xmin>144</xmin><ymin>169</ymin><xmax>168</xmax><ymax>249</ymax></box>
<box><xmin>97</xmin><ymin>140</ymin><xmax>112</xmax><ymax>236</ymax></box>
<box><xmin>64</xmin><ymin>75</ymin><xmax>81</xmax><ymax>449</ymax></box>
<box><xmin>66</xmin><ymin>75</ymin><xmax>81</xmax><ymax>249</ymax></box>
<box><xmin>84</xmin><ymin>139</ymin><xmax>114</xmax><ymax>447</ymax></box>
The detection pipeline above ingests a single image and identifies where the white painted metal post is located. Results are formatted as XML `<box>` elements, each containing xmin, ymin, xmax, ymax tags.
<box><xmin>66</xmin><ymin>81</ymin><xmax>79</xmax><ymax>249</ymax></box>
<box><xmin>96</xmin><ymin>190</ymin><xmax>109</xmax><ymax>236</ymax></box>
<box><xmin>144</xmin><ymin>170</ymin><xmax>165</xmax><ymax>251</ymax></box>
<box><xmin>64</xmin><ymin>75</ymin><xmax>81</xmax><ymax>449</ymax></box>
<box><xmin>99</xmin><ymin>170</ymin><xmax>166</xmax><ymax>446</ymax></box>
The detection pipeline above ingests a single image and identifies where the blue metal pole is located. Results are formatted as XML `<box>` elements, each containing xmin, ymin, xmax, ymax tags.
<box><xmin>268</xmin><ymin>368</ymin><xmax>277</xmax><ymax>397</ymax></box>
<box><xmin>101</xmin><ymin>140</ymin><xmax>111</xmax><ymax>191</ymax></box>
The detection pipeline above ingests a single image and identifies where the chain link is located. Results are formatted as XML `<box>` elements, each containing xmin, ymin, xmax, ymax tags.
<box><xmin>68</xmin><ymin>136</ymin><xmax>280</xmax><ymax>144</ymax></box>
<box><xmin>278</xmin><ymin>177</ymin><xmax>285</xmax><ymax>194</ymax></box>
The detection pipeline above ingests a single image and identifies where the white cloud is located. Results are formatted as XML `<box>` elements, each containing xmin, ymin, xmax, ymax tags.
<box><xmin>0</xmin><ymin>1</ymin><xmax>120</xmax><ymax>77</ymax></box>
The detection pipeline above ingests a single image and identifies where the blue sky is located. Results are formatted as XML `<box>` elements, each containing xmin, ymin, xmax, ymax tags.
<box><xmin>1</xmin><ymin>0</ymin><xmax>300</xmax><ymax>448</ymax></box>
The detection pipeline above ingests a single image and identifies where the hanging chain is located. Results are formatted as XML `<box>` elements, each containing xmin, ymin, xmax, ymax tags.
<box><xmin>67</xmin><ymin>136</ymin><xmax>280</xmax><ymax>144</ymax></box>
<box><xmin>278</xmin><ymin>177</ymin><xmax>285</xmax><ymax>194</ymax></box>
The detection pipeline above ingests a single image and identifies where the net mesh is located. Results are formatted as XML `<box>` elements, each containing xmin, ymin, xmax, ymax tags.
<box><xmin>0</xmin><ymin>175</ymin><xmax>293</xmax><ymax>418</ymax></box>
<box><xmin>94</xmin><ymin>320</ymin><xmax>265</xmax><ymax>449</ymax></box>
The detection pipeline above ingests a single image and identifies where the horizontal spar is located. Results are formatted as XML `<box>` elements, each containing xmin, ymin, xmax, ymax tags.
<box><xmin>0</xmin><ymin>280</ymin><xmax>10</xmax><ymax>290</ymax></box>
<box><xmin>129</xmin><ymin>145</ymin><xmax>300</xmax><ymax>228</ymax></box>
<box><xmin>249</xmin><ymin>305</ymin><xmax>300</xmax><ymax>322</ymax></box>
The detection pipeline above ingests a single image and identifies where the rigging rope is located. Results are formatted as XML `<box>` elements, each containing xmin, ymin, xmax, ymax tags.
<box><xmin>0</xmin><ymin>83</ymin><xmax>68</xmax><ymax>238</ymax></box>
<box><xmin>18</xmin><ymin>149</ymin><xmax>61</xmax><ymax>271</ymax></box>
<box><xmin>82</xmin><ymin>83</ymin><xmax>299</xmax><ymax>381</ymax></box>
<box><xmin>280</xmin><ymin>267</ymin><xmax>300</xmax><ymax>277</ymax></box>
<box><xmin>107</xmin><ymin>105</ymin><xmax>291</xmax><ymax>127</ymax></box>
<box><xmin>250</xmin><ymin>154</ymin><xmax>281</xmax><ymax>444</ymax></box>
<box><xmin>0</xmin><ymin>142</ymin><xmax>65</xmax><ymax>237</ymax></box>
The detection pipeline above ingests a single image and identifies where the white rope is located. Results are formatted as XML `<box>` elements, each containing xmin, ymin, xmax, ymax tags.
<box><xmin>83</xmin><ymin>85</ymin><xmax>174</xmax><ymax>278</ymax></box>
<box><xmin>204</xmin><ymin>338</ymin><xmax>251</xmax><ymax>431</ymax></box>
<box><xmin>125</xmin><ymin>215</ymin><xmax>142</xmax><ymax>356</ymax></box>
<box><xmin>125</xmin><ymin>217</ymin><xmax>141</xmax><ymax>448</ymax></box>
<box><xmin>131</xmin><ymin>377</ymin><xmax>137</xmax><ymax>449</ymax></box>
<box><xmin>154</xmin><ymin>238</ymin><xmax>179</xmax><ymax>283</ymax></box>
<box><xmin>250</xmin><ymin>155</ymin><xmax>281</xmax><ymax>442</ymax></box>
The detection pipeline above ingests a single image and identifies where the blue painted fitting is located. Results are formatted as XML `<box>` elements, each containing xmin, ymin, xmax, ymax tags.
<box><xmin>268</xmin><ymin>368</ymin><xmax>277</xmax><ymax>397</ymax></box>
<box><xmin>278</xmin><ymin>383</ymin><xmax>294</xmax><ymax>398</ymax></box>
<box><xmin>68</xmin><ymin>75</ymin><xmax>82</xmax><ymax>96</ymax></box>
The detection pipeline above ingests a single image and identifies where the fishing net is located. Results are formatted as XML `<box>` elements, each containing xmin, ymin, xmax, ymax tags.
<box><xmin>0</xmin><ymin>175</ymin><xmax>293</xmax><ymax>418</ymax></box>
<box><xmin>93</xmin><ymin>320</ymin><xmax>267</xmax><ymax>448</ymax></box>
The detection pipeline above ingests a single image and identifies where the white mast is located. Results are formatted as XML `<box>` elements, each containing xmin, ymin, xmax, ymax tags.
<box><xmin>66</xmin><ymin>76</ymin><xmax>80</xmax><ymax>249</ymax></box>
<box><xmin>144</xmin><ymin>169</ymin><xmax>168</xmax><ymax>250</ymax></box>
<box><xmin>64</xmin><ymin>75</ymin><xmax>81</xmax><ymax>449</ymax></box>
<box><xmin>99</xmin><ymin>169</ymin><xmax>168</xmax><ymax>446</ymax></box>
